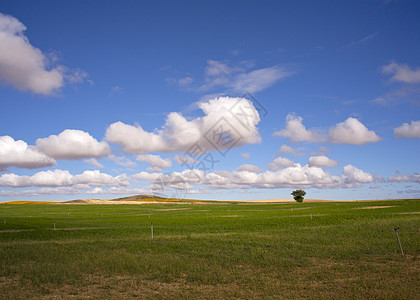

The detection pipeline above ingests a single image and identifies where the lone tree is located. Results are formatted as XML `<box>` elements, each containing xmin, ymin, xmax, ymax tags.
<box><xmin>291</xmin><ymin>190</ymin><xmax>306</xmax><ymax>203</ymax></box>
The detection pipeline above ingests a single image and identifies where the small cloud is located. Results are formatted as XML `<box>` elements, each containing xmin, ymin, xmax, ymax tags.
<box><xmin>136</xmin><ymin>154</ymin><xmax>172</xmax><ymax>169</ymax></box>
<box><xmin>394</xmin><ymin>120</ymin><xmax>420</xmax><ymax>138</ymax></box>
<box><xmin>65</xmin><ymin>68</ymin><xmax>89</xmax><ymax>84</ymax></box>
<box><xmin>382</xmin><ymin>61</ymin><xmax>420</xmax><ymax>84</ymax></box>
<box><xmin>230</xmin><ymin>50</ymin><xmax>240</xmax><ymax>56</ymax></box>
<box><xmin>174</xmin><ymin>155</ymin><xmax>198</xmax><ymax>166</ymax></box>
<box><xmin>311</xmin><ymin>146</ymin><xmax>330</xmax><ymax>156</ymax></box>
<box><xmin>372</xmin><ymin>85</ymin><xmax>420</xmax><ymax>106</ymax></box>
<box><xmin>87</xmin><ymin>187</ymin><xmax>105</xmax><ymax>194</ymax></box>
<box><xmin>108</xmin><ymin>86</ymin><xmax>124</xmax><ymax>97</ymax></box>
<box><xmin>275</xmin><ymin>115</ymin><xmax>382</xmax><ymax>145</ymax></box>
<box><xmin>178</xmin><ymin>77</ymin><xmax>193</xmax><ymax>86</ymax></box>
<box><xmin>278</xmin><ymin>145</ymin><xmax>306</xmax><ymax>156</ymax></box>
<box><xmin>329</xmin><ymin>118</ymin><xmax>382</xmax><ymax>145</ymax></box>
<box><xmin>343</xmin><ymin>165</ymin><xmax>373</xmax><ymax>184</ymax></box>
<box><xmin>273</xmin><ymin>114</ymin><xmax>326</xmax><ymax>143</ymax></box>
<box><xmin>268</xmin><ymin>157</ymin><xmax>295</xmax><ymax>170</ymax></box>
<box><xmin>147</xmin><ymin>167</ymin><xmax>163</xmax><ymax>173</ymax></box>
<box><xmin>84</xmin><ymin>158</ymin><xmax>104</xmax><ymax>169</ymax></box>
<box><xmin>171</xmin><ymin>59</ymin><xmax>294</xmax><ymax>94</ymax></box>
<box><xmin>388</xmin><ymin>173</ymin><xmax>420</xmax><ymax>183</ymax></box>
<box><xmin>374</xmin><ymin>62</ymin><xmax>420</xmax><ymax>106</ymax></box>
<box><xmin>241</xmin><ymin>153</ymin><xmax>250</xmax><ymax>159</ymax></box>
<box><xmin>342</xmin><ymin>33</ymin><xmax>379</xmax><ymax>50</ymax></box>
<box><xmin>308</xmin><ymin>156</ymin><xmax>339</xmax><ymax>168</ymax></box>
<box><xmin>229</xmin><ymin>65</ymin><xmax>293</xmax><ymax>93</ymax></box>
<box><xmin>235</xmin><ymin>164</ymin><xmax>262</xmax><ymax>173</ymax></box>
<box><xmin>108</xmin><ymin>155</ymin><xmax>137</xmax><ymax>168</ymax></box>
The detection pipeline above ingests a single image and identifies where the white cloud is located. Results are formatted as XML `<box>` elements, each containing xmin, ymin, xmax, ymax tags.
<box><xmin>108</xmin><ymin>155</ymin><xmax>137</xmax><ymax>167</ymax></box>
<box><xmin>0</xmin><ymin>169</ymin><xmax>129</xmax><ymax>188</ymax></box>
<box><xmin>205</xmin><ymin>60</ymin><xmax>233</xmax><ymax>77</ymax></box>
<box><xmin>73</xmin><ymin>170</ymin><xmax>129</xmax><ymax>186</ymax></box>
<box><xmin>388</xmin><ymin>173</ymin><xmax>420</xmax><ymax>183</ymax></box>
<box><xmin>65</xmin><ymin>68</ymin><xmax>89</xmax><ymax>84</ymax></box>
<box><xmin>342</xmin><ymin>33</ymin><xmax>379</xmax><ymax>49</ymax></box>
<box><xmin>181</xmin><ymin>60</ymin><xmax>294</xmax><ymax>93</ymax></box>
<box><xmin>382</xmin><ymin>61</ymin><xmax>420</xmax><ymax>84</ymax></box>
<box><xmin>174</xmin><ymin>155</ymin><xmax>198</xmax><ymax>165</ymax></box>
<box><xmin>308</xmin><ymin>156</ymin><xmax>339</xmax><ymax>168</ymax></box>
<box><xmin>343</xmin><ymin>165</ymin><xmax>373</xmax><ymax>183</ymax></box>
<box><xmin>241</xmin><ymin>153</ymin><xmax>250</xmax><ymax>159</ymax></box>
<box><xmin>106</xmin><ymin>96</ymin><xmax>261</xmax><ymax>153</ymax></box>
<box><xmin>394</xmin><ymin>120</ymin><xmax>420</xmax><ymax>138</ymax></box>
<box><xmin>105</xmin><ymin>121</ymin><xmax>167</xmax><ymax>153</ymax></box>
<box><xmin>0</xmin><ymin>187</ymin><xmax>80</xmax><ymax>197</ymax></box>
<box><xmin>273</xmin><ymin>114</ymin><xmax>326</xmax><ymax>143</ymax></box>
<box><xmin>0</xmin><ymin>169</ymin><xmax>72</xmax><ymax>187</ymax></box>
<box><xmin>311</xmin><ymin>146</ymin><xmax>330</xmax><ymax>156</ymax></box>
<box><xmin>0</xmin><ymin>136</ymin><xmax>56</xmax><ymax>170</ymax></box>
<box><xmin>230</xmin><ymin>65</ymin><xmax>293</xmax><ymax>93</ymax></box>
<box><xmin>329</xmin><ymin>118</ymin><xmax>382</xmax><ymax>145</ymax></box>
<box><xmin>139</xmin><ymin>163</ymin><xmax>373</xmax><ymax>191</ymax></box>
<box><xmin>278</xmin><ymin>144</ymin><xmax>305</xmax><ymax>156</ymax></box>
<box><xmin>84</xmin><ymin>158</ymin><xmax>104</xmax><ymax>169</ymax></box>
<box><xmin>108</xmin><ymin>86</ymin><xmax>123</xmax><ymax>97</ymax></box>
<box><xmin>147</xmin><ymin>167</ymin><xmax>164</xmax><ymax>173</ymax></box>
<box><xmin>0</xmin><ymin>185</ymin><xmax>146</xmax><ymax>197</ymax></box>
<box><xmin>107</xmin><ymin>187</ymin><xmax>146</xmax><ymax>195</ymax></box>
<box><xmin>373</xmin><ymin>84</ymin><xmax>420</xmax><ymax>106</ymax></box>
<box><xmin>178</xmin><ymin>77</ymin><xmax>193</xmax><ymax>86</ymax></box>
<box><xmin>132</xmin><ymin>171</ymin><xmax>162</xmax><ymax>181</ymax></box>
<box><xmin>374</xmin><ymin>62</ymin><xmax>420</xmax><ymax>106</ymax></box>
<box><xmin>268</xmin><ymin>157</ymin><xmax>295</xmax><ymax>170</ymax></box>
<box><xmin>0</xmin><ymin>13</ymin><xmax>87</xmax><ymax>95</ymax></box>
<box><xmin>86</xmin><ymin>187</ymin><xmax>105</xmax><ymax>194</ymax></box>
<box><xmin>36</xmin><ymin>129</ymin><xmax>111</xmax><ymax>159</ymax></box>
<box><xmin>275</xmin><ymin>115</ymin><xmax>382</xmax><ymax>145</ymax></box>
<box><xmin>136</xmin><ymin>154</ymin><xmax>172</xmax><ymax>169</ymax></box>
<box><xmin>235</xmin><ymin>164</ymin><xmax>262</xmax><ymax>173</ymax></box>
<box><xmin>108</xmin><ymin>85</ymin><xmax>123</xmax><ymax>97</ymax></box>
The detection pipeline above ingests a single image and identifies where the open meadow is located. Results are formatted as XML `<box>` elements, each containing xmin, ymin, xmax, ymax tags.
<box><xmin>0</xmin><ymin>199</ymin><xmax>419</xmax><ymax>299</ymax></box>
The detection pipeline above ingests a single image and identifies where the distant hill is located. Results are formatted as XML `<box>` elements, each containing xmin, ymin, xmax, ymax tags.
<box><xmin>111</xmin><ymin>194</ymin><xmax>167</xmax><ymax>201</ymax></box>
<box><xmin>1</xmin><ymin>195</ymin><xmax>346</xmax><ymax>205</ymax></box>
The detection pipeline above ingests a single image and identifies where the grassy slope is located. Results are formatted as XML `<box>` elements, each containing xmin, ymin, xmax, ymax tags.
<box><xmin>0</xmin><ymin>200</ymin><xmax>419</xmax><ymax>299</ymax></box>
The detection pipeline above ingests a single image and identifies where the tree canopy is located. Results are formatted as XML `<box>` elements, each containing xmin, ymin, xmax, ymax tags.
<box><xmin>291</xmin><ymin>190</ymin><xmax>306</xmax><ymax>203</ymax></box>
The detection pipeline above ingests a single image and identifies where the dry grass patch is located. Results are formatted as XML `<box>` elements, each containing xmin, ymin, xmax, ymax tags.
<box><xmin>355</xmin><ymin>206</ymin><xmax>396</xmax><ymax>209</ymax></box>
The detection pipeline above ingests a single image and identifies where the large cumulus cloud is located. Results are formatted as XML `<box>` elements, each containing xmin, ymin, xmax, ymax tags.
<box><xmin>0</xmin><ymin>13</ymin><xmax>86</xmax><ymax>95</ymax></box>
<box><xmin>36</xmin><ymin>129</ymin><xmax>111</xmax><ymax>160</ymax></box>
<box><xmin>0</xmin><ymin>136</ymin><xmax>56</xmax><ymax>170</ymax></box>
<box><xmin>106</xmin><ymin>96</ymin><xmax>261</xmax><ymax>153</ymax></box>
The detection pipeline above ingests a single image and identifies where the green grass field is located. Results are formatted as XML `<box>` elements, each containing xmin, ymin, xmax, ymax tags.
<box><xmin>0</xmin><ymin>200</ymin><xmax>419</xmax><ymax>299</ymax></box>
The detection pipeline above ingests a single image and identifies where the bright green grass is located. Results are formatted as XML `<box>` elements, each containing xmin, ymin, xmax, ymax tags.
<box><xmin>0</xmin><ymin>200</ymin><xmax>419</xmax><ymax>299</ymax></box>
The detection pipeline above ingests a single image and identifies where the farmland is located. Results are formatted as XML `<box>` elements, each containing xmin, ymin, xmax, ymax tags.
<box><xmin>0</xmin><ymin>199</ymin><xmax>419</xmax><ymax>299</ymax></box>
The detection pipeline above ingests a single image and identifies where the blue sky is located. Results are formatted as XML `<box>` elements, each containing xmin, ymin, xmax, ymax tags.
<box><xmin>0</xmin><ymin>0</ymin><xmax>419</xmax><ymax>201</ymax></box>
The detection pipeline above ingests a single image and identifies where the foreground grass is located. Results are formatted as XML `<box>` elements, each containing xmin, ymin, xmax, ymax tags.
<box><xmin>0</xmin><ymin>200</ymin><xmax>419</xmax><ymax>299</ymax></box>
